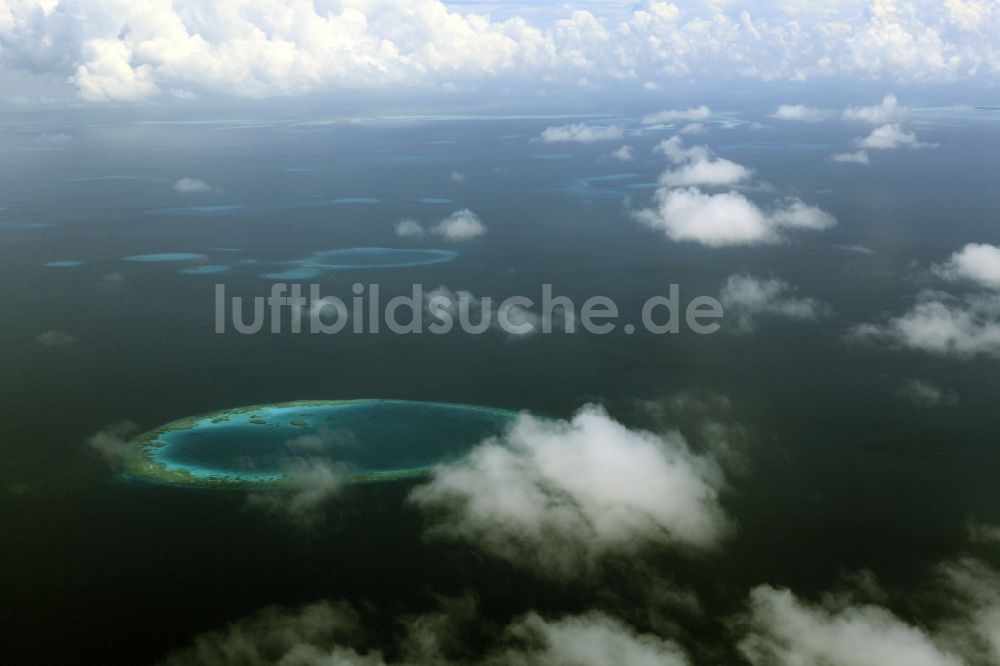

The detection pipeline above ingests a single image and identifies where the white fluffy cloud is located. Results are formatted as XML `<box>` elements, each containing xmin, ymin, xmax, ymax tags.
<box><xmin>247</xmin><ymin>460</ymin><xmax>346</xmax><ymax>527</ymax></box>
<box><xmin>854</xmin><ymin>244</ymin><xmax>1000</xmax><ymax>358</ymax></box>
<box><xmin>719</xmin><ymin>274</ymin><xmax>827</xmax><ymax>332</ymax></box>
<box><xmin>396</xmin><ymin>210</ymin><xmax>486</xmax><ymax>241</ymax></box>
<box><xmin>498</xmin><ymin>612</ymin><xmax>690</xmax><ymax>666</ymax></box>
<box><xmin>537</xmin><ymin>123</ymin><xmax>624</xmax><ymax>143</ymax></box>
<box><xmin>773</xmin><ymin>104</ymin><xmax>824</xmax><ymax>121</ymax></box>
<box><xmin>896</xmin><ymin>378</ymin><xmax>958</xmax><ymax>407</ymax></box>
<box><xmin>610</xmin><ymin>144</ymin><xmax>635</xmax><ymax>161</ymax></box>
<box><xmin>655</xmin><ymin>137</ymin><xmax>752</xmax><ymax>188</ymax></box>
<box><xmin>738</xmin><ymin>558</ymin><xmax>1000</xmax><ymax>666</ymax></box>
<box><xmin>163</xmin><ymin>601</ymin><xmax>691</xmax><ymax>666</ymax></box>
<box><xmin>431</xmin><ymin>209</ymin><xmax>487</xmax><ymax>241</ymax></box>
<box><xmin>635</xmin><ymin>136</ymin><xmax>834</xmax><ymax>247</ymax></box>
<box><xmin>410</xmin><ymin>405</ymin><xmax>730</xmax><ymax>578</ymax></box>
<box><xmin>857</xmin><ymin>123</ymin><xmax>927</xmax><ymax>150</ymax></box>
<box><xmin>395</xmin><ymin>218</ymin><xmax>426</xmax><ymax>237</ymax></box>
<box><xmin>635</xmin><ymin>187</ymin><xmax>835</xmax><ymax>247</ymax></box>
<box><xmin>86</xmin><ymin>421</ymin><xmax>139</xmax><ymax>469</ymax></box>
<box><xmin>853</xmin><ymin>291</ymin><xmax>1000</xmax><ymax>358</ymax></box>
<box><xmin>4</xmin><ymin>4</ymin><xmax>1000</xmax><ymax>103</ymax></box>
<box><xmin>935</xmin><ymin>243</ymin><xmax>1000</xmax><ymax>290</ymax></box>
<box><xmin>659</xmin><ymin>160</ymin><xmax>752</xmax><ymax>188</ymax></box>
<box><xmin>160</xmin><ymin>554</ymin><xmax>1000</xmax><ymax>666</ymax></box>
<box><xmin>738</xmin><ymin>585</ymin><xmax>964</xmax><ymax>666</ymax></box>
<box><xmin>423</xmin><ymin>285</ymin><xmax>545</xmax><ymax>337</ymax></box>
<box><xmin>832</xmin><ymin>150</ymin><xmax>871</xmax><ymax>165</ymax></box>
<box><xmin>843</xmin><ymin>94</ymin><xmax>904</xmax><ymax>123</ymax></box>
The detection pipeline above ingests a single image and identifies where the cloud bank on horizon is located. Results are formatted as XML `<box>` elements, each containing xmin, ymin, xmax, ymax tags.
<box><xmin>1</xmin><ymin>0</ymin><xmax>999</xmax><ymax>103</ymax></box>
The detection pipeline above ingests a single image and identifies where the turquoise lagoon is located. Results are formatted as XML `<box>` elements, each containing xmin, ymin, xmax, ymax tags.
<box><xmin>125</xmin><ymin>253</ymin><xmax>207</xmax><ymax>262</ymax></box>
<box><xmin>125</xmin><ymin>400</ymin><xmax>519</xmax><ymax>488</ymax></box>
<box><xmin>258</xmin><ymin>247</ymin><xmax>458</xmax><ymax>278</ymax></box>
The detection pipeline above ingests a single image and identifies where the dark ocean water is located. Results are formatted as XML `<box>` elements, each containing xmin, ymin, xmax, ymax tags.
<box><xmin>2</xmin><ymin>105</ymin><xmax>1000</xmax><ymax>663</ymax></box>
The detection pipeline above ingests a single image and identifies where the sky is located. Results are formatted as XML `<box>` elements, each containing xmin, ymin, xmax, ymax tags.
<box><xmin>1</xmin><ymin>0</ymin><xmax>999</xmax><ymax>108</ymax></box>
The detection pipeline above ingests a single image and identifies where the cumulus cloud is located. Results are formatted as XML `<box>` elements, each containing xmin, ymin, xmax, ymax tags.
<box><xmin>635</xmin><ymin>391</ymin><xmax>751</xmax><ymax>476</ymax></box>
<box><xmin>656</xmin><ymin>136</ymin><xmax>710</xmax><ymax>164</ymax></box>
<box><xmin>641</xmin><ymin>106</ymin><xmax>712</xmax><ymax>125</ymax></box>
<box><xmin>832</xmin><ymin>150</ymin><xmax>871</xmax><ymax>165</ymax></box>
<box><xmin>159</xmin><ymin>553</ymin><xmax>1000</xmax><ymax>666</ymax></box>
<box><xmin>935</xmin><ymin>558</ymin><xmax>1000</xmax><ymax>664</ymax></box>
<box><xmin>395</xmin><ymin>218</ymin><xmax>426</xmax><ymax>237</ymax></box>
<box><xmin>35</xmin><ymin>329</ymin><xmax>77</xmax><ymax>347</ymax></box>
<box><xmin>160</xmin><ymin>600</ymin><xmax>372</xmax><ymax>666</ymax></box>
<box><xmin>635</xmin><ymin>137</ymin><xmax>834</xmax><ymax>247</ymax></box>
<box><xmin>896</xmin><ymin>378</ymin><xmax>959</xmax><ymax>407</ymax></box>
<box><xmin>537</xmin><ymin>123</ymin><xmax>624</xmax><ymax>143</ymax></box>
<box><xmin>424</xmin><ymin>285</ymin><xmax>544</xmax><ymax>337</ymax></box>
<box><xmin>738</xmin><ymin>556</ymin><xmax>1000</xmax><ymax>666</ymax></box>
<box><xmin>410</xmin><ymin>405</ymin><xmax>730</xmax><ymax>578</ymax></box>
<box><xmin>247</xmin><ymin>460</ymin><xmax>347</xmax><ymax>527</ymax></box>
<box><xmin>4</xmin><ymin>4</ymin><xmax>1000</xmax><ymax>103</ymax></box>
<box><xmin>679</xmin><ymin>122</ymin><xmax>706</xmax><ymax>135</ymax></box>
<box><xmin>654</xmin><ymin>137</ymin><xmax>752</xmax><ymax>188</ymax></box>
<box><xmin>857</xmin><ymin>123</ymin><xmax>929</xmax><ymax>150</ymax></box>
<box><xmin>163</xmin><ymin>600</ymin><xmax>690</xmax><ymax>666</ymax></box>
<box><xmin>610</xmin><ymin>145</ymin><xmax>634</xmax><ymax>161</ymax></box>
<box><xmin>854</xmin><ymin>244</ymin><xmax>1000</xmax><ymax>357</ymax></box>
<box><xmin>773</xmin><ymin>104</ymin><xmax>824</xmax><ymax>121</ymax></box>
<box><xmin>737</xmin><ymin>584</ymin><xmax>964</xmax><ymax>666</ymax></box>
<box><xmin>843</xmin><ymin>94</ymin><xmax>904</xmax><ymax>124</ymax></box>
<box><xmin>392</xmin><ymin>212</ymin><xmax>485</xmax><ymax>241</ymax></box>
<box><xmin>173</xmin><ymin>177</ymin><xmax>213</xmax><ymax>194</ymax></box>
<box><xmin>86</xmin><ymin>421</ymin><xmax>139</xmax><ymax>469</ymax></box>
<box><xmin>852</xmin><ymin>291</ymin><xmax>1000</xmax><ymax>358</ymax></box>
<box><xmin>719</xmin><ymin>274</ymin><xmax>828</xmax><ymax>332</ymax></box>
<box><xmin>431</xmin><ymin>209</ymin><xmax>487</xmax><ymax>241</ymax></box>
<box><xmin>935</xmin><ymin>243</ymin><xmax>1000</xmax><ymax>290</ymax></box>
<box><xmin>634</xmin><ymin>187</ymin><xmax>835</xmax><ymax>248</ymax></box>
<box><xmin>449</xmin><ymin>171</ymin><xmax>466</xmax><ymax>183</ymax></box>
<box><xmin>496</xmin><ymin>612</ymin><xmax>690</xmax><ymax>666</ymax></box>
<box><xmin>659</xmin><ymin>157</ymin><xmax>752</xmax><ymax>188</ymax></box>
<box><xmin>967</xmin><ymin>521</ymin><xmax>1000</xmax><ymax>544</ymax></box>
<box><xmin>245</xmin><ymin>427</ymin><xmax>359</xmax><ymax>526</ymax></box>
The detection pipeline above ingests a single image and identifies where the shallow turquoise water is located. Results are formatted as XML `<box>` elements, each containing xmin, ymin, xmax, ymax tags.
<box><xmin>65</xmin><ymin>175</ymin><xmax>145</xmax><ymax>182</ymax></box>
<box><xmin>179</xmin><ymin>265</ymin><xmax>230</xmax><ymax>275</ymax></box>
<box><xmin>125</xmin><ymin>253</ymin><xmax>207</xmax><ymax>262</ymax></box>
<box><xmin>331</xmin><ymin>197</ymin><xmax>381</xmax><ymax>204</ymax></box>
<box><xmin>45</xmin><ymin>260</ymin><xmax>87</xmax><ymax>268</ymax></box>
<box><xmin>135</xmin><ymin>400</ymin><xmax>519</xmax><ymax>486</ymax></box>
<box><xmin>258</xmin><ymin>247</ymin><xmax>458</xmax><ymax>278</ymax></box>
<box><xmin>148</xmin><ymin>205</ymin><xmax>249</xmax><ymax>215</ymax></box>
<box><xmin>0</xmin><ymin>221</ymin><xmax>52</xmax><ymax>229</ymax></box>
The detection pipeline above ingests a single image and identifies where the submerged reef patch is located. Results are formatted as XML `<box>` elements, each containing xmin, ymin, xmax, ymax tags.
<box><xmin>45</xmin><ymin>260</ymin><xmax>87</xmax><ymax>268</ymax></box>
<box><xmin>257</xmin><ymin>247</ymin><xmax>458</xmax><ymax>278</ymax></box>
<box><xmin>125</xmin><ymin>253</ymin><xmax>207</xmax><ymax>263</ymax></box>
<box><xmin>123</xmin><ymin>399</ymin><xmax>519</xmax><ymax>489</ymax></box>
<box><xmin>0</xmin><ymin>221</ymin><xmax>52</xmax><ymax>230</ymax></box>
<box><xmin>179</xmin><ymin>265</ymin><xmax>230</xmax><ymax>275</ymax></box>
